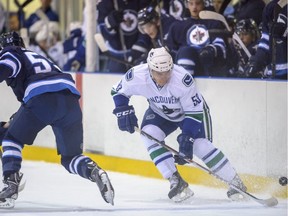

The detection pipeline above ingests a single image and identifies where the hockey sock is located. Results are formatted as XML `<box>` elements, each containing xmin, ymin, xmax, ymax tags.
<box><xmin>1</xmin><ymin>139</ymin><xmax>23</xmax><ymax>177</ymax></box>
<box><xmin>61</xmin><ymin>155</ymin><xmax>98</xmax><ymax>179</ymax></box>
<box><xmin>193</xmin><ymin>138</ymin><xmax>236</xmax><ymax>182</ymax></box>
<box><xmin>141</xmin><ymin>125</ymin><xmax>177</xmax><ymax>179</ymax></box>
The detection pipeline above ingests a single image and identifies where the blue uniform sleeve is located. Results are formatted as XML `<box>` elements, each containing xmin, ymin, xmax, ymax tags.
<box><xmin>0</xmin><ymin>51</ymin><xmax>21</xmax><ymax>82</ymax></box>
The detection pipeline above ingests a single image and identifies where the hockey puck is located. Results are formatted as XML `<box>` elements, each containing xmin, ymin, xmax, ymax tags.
<box><xmin>279</xmin><ymin>176</ymin><xmax>287</xmax><ymax>186</ymax></box>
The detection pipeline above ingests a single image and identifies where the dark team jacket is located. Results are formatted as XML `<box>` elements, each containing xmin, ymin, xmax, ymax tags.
<box><xmin>253</xmin><ymin>0</ymin><xmax>287</xmax><ymax>79</ymax></box>
<box><xmin>97</xmin><ymin>0</ymin><xmax>150</xmax><ymax>50</ymax></box>
<box><xmin>166</xmin><ymin>17</ymin><xmax>226</xmax><ymax>57</ymax></box>
<box><xmin>0</xmin><ymin>46</ymin><xmax>80</xmax><ymax>103</ymax></box>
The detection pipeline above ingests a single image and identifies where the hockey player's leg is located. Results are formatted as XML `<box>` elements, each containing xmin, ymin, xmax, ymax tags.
<box><xmin>226</xmin><ymin>174</ymin><xmax>247</xmax><ymax>201</ymax></box>
<box><xmin>141</xmin><ymin>125</ymin><xmax>194</xmax><ymax>202</ymax></box>
<box><xmin>193</xmin><ymin>138</ymin><xmax>247</xmax><ymax>201</ymax></box>
<box><xmin>168</xmin><ymin>171</ymin><xmax>194</xmax><ymax>202</ymax></box>
<box><xmin>0</xmin><ymin>172</ymin><xmax>23</xmax><ymax>208</ymax></box>
<box><xmin>89</xmin><ymin>164</ymin><xmax>114</xmax><ymax>205</ymax></box>
<box><xmin>61</xmin><ymin>155</ymin><xmax>114</xmax><ymax>205</ymax></box>
<box><xmin>0</xmin><ymin>134</ymin><xmax>25</xmax><ymax>208</ymax></box>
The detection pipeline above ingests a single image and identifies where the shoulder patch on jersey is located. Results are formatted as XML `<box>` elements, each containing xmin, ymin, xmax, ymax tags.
<box><xmin>182</xmin><ymin>73</ymin><xmax>193</xmax><ymax>87</ymax></box>
<box><xmin>125</xmin><ymin>68</ymin><xmax>134</xmax><ymax>81</ymax></box>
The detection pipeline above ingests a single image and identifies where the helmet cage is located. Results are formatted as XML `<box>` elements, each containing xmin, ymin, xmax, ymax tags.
<box><xmin>147</xmin><ymin>47</ymin><xmax>173</xmax><ymax>73</ymax></box>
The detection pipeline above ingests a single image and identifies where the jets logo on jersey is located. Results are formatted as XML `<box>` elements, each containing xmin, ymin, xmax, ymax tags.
<box><xmin>186</xmin><ymin>24</ymin><xmax>209</xmax><ymax>48</ymax></box>
<box><xmin>182</xmin><ymin>73</ymin><xmax>193</xmax><ymax>87</ymax></box>
<box><xmin>121</xmin><ymin>9</ymin><xmax>138</xmax><ymax>35</ymax></box>
<box><xmin>169</xmin><ymin>0</ymin><xmax>185</xmax><ymax>20</ymax></box>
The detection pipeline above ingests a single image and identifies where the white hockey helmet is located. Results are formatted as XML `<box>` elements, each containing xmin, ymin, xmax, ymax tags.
<box><xmin>147</xmin><ymin>47</ymin><xmax>173</xmax><ymax>72</ymax></box>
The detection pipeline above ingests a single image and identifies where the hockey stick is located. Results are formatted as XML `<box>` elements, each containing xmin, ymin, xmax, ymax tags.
<box><xmin>199</xmin><ymin>10</ymin><xmax>251</xmax><ymax>58</ymax></box>
<box><xmin>113</xmin><ymin>0</ymin><xmax>128</xmax><ymax>66</ymax></box>
<box><xmin>94</xmin><ymin>33</ymin><xmax>134</xmax><ymax>67</ymax></box>
<box><xmin>219</xmin><ymin>0</ymin><xmax>231</xmax><ymax>15</ymax></box>
<box><xmin>134</xmin><ymin>127</ymin><xmax>278</xmax><ymax>207</ymax></box>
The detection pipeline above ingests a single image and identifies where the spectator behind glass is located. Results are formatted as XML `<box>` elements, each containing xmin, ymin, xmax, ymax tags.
<box><xmin>0</xmin><ymin>2</ymin><xmax>5</xmax><ymax>33</ymax></box>
<box><xmin>25</xmin><ymin>0</ymin><xmax>59</xmax><ymax>30</ymax></box>
<box><xmin>97</xmin><ymin>0</ymin><xmax>151</xmax><ymax>73</ymax></box>
<box><xmin>166</xmin><ymin>0</ymin><xmax>228</xmax><ymax>77</ymax></box>
<box><xmin>245</xmin><ymin>0</ymin><xmax>287</xmax><ymax>79</ymax></box>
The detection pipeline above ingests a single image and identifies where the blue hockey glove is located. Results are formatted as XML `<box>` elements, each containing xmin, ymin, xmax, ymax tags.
<box><xmin>176</xmin><ymin>133</ymin><xmax>194</xmax><ymax>164</ymax></box>
<box><xmin>106</xmin><ymin>10</ymin><xmax>124</xmax><ymax>30</ymax></box>
<box><xmin>113</xmin><ymin>105</ymin><xmax>138</xmax><ymax>134</ymax></box>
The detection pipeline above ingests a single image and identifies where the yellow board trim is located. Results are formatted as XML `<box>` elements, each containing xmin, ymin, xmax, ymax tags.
<box><xmin>18</xmin><ymin>145</ymin><xmax>287</xmax><ymax>199</ymax></box>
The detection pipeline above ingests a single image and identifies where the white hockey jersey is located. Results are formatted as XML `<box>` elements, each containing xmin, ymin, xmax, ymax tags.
<box><xmin>112</xmin><ymin>63</ymin><xmax>204</xmax><ymax>123</ymax></box>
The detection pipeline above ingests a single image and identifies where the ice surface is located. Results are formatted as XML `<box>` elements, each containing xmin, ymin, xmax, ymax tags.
<box><xmin>0</xmin><ymin>161</ymin><xmax>286</xmax><ymax>216</ymax></box>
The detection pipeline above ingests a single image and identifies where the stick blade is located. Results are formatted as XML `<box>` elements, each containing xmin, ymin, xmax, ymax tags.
<box><xmin>94</xmin><ymin>33</ymin><xmax>108</xmax><ymax>52</ymax></box>
<box><xmin>259</xmin><ymin>196</ymin><xmax>278</xmax><ymax>207</ymax></box>
<box><xmin>199</xmin><ymin>10</ymin><xmax>231</xmax><ymax>31</ymax></box>
<box><xmin>278</xmin><ymin>0</ymin><xmax>287</xmax><ymax>8</ymax></box>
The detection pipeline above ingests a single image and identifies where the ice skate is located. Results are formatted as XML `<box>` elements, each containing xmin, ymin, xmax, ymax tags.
<box><xmin>90</xmin><ymin>166</ymin><xmax>115</xmax><ymax>205</ymax></box>
<box><xmin>227</xmin><ymin>174</ymin><xmax>247</xmax><ymax>201</ymax></box>
<box><xmin>0</xmin><ymin>172</ymin><xmax>23</xmax><ymax>208</ymax></box>
<box><xmin>168</xmin><ymin>171</ymin><xmax>194</xmax><ymax>202</ymax></box>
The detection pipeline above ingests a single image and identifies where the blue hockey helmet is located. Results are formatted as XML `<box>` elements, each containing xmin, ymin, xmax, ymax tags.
<box><xmin>235</xmin><ymin>19</ymin><xmax>260</xmax><ymax>39</ymax></box>
<box><xmin>137</xmin><ymin>6</ymin><xmax>159</xmax><ymax>26</ymax></box>
<box><xmin>0</xmin><ymin>31</ymin><xmax>25</xmax><ymax>50</ymax></box>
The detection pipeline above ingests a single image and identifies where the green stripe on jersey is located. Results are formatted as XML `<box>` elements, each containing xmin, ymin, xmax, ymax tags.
<box><xmin>185</xmin><ymin>112</ymin><xmax>204</xmax><ymax>122</ymax></box>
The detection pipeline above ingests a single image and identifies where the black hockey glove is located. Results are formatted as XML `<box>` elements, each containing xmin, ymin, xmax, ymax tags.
<box><xmin>113</xmin><ymin>105</ymin><xmax>138</xmax><ymax>134</ymax></box>
<box><xmin>106</xmin><ymin>10</ymin><xmax>124</xmax><ymax>30</ymax></box>
<box><xmin>199</xmin><ymin>45</ymin><xmax>216</xmax><ymax>66</ymax></box>
<box><xmin>173</xmin><ymin>155</ymin><xmax>187</xmax><ymax>165</ymax></box>
<box><xmin>245</xmin><ymin>58</ymin><xmax>264</xmax><ymax>78</ymax></box>
<box><xmin>175</xmin><ymin>133</ymin><xmax>194</xmax><ymax>165</ymax></box>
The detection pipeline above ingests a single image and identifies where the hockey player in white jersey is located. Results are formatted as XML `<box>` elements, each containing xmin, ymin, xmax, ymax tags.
<box><xmin>112</xmin><ymin>47</ymin><xmax>247</xmax><ymax>202</ymax></box>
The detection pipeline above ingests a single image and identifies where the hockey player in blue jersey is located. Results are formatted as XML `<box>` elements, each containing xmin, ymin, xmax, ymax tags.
<box><xmin>166</xmin><ymin>0</ymin><xmax>228</xmax><ymax>77</ymax></box>
<box><xmin>25</xmin><ymin>0</ymin><xmax>59</xmax><ymax>30</ymax></box>
<box><xmin>227</xmin><ymin>19</ymin><xmax>260</xmax><ymax>77</ymax></box>
<box><xmin>0</xmin><ymin>32</ymin><xmax>114</xmax><ymax>208</ymax></box>
<box><xmin>137</xmin><ymin>5</ymin><xmax>178</xmax><ymax>49</ymax></box>
<box><xmin>246</xmin><ymin>0</ymin><xmax>287</xmax><ymax>79</ymax></box>
<box><xmin>97</xmin><ymin>0</ymin><xmax>151</xmax><ymax>72</ymax></box>
<box><xmin>111</xmin><ymin>47</ymin><xmax>247</xmax><ymax>203</ymax></box>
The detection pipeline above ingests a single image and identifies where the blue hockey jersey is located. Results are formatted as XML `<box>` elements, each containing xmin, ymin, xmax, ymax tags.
<box><xmin>0</xmin><ymin>46</ymin><xmax>80</xmax><ymax>103</ymax></box>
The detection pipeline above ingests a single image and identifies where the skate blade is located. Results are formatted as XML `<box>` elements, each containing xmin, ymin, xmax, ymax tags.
<box><xmin>0</xmin><ymin>198</ymin><xmax>15</xmax><ymax>209</ymax></box>
<box><xmin>228</xmin><ymin>193</ymin><xmax>248</xmax><ymax>202</ymax></box>
<box><xmin>172</xmin><ymin>187</ymin><xmax>194</xmax><ymax>203</ymax></box>
<box><xmin>19</xmin><ymin>180</ymin><xmax>26</xmax><ymax>193</ymax></box>
<box><xmin>100</xmin><ymin>172</ymin><xmax>115</xmax><ymax>206</ymax></box>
